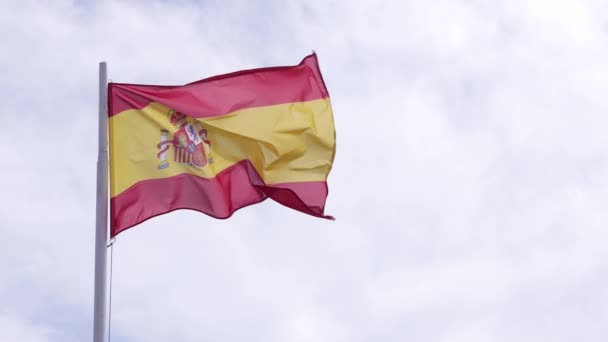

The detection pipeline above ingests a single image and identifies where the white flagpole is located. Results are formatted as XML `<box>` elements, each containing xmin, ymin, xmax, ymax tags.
<box><xmin>93</xmin><ymin>61</ymin><xmax>109</xmax><ymax>342</ymax></box>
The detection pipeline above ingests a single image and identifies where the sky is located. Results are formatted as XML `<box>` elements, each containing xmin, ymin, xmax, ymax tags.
<box><xmin>1</xmin><ymin>0</ymin><xmax>608</xmax><ymax>341</ymax></box>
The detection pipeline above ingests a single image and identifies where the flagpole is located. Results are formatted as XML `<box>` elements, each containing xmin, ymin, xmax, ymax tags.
<box><xmin>93</xmin><ymin>61</ymin><xmax>109</xmax><ymax>342</ymax></box>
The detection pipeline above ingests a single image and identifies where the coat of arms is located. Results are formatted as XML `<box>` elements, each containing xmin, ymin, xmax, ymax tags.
<box><xmin>157</xmin><ymin>110</ymin><xmax>212</xmax><ymax>170</ymax></box>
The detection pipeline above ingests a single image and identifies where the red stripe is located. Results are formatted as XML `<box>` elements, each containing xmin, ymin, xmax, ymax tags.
<box><xmin>156</xmin><ymin>141</ymin><xmax>171</xmax><ymax>157</ymax></box>
<box><xmin>108</xmin><ymin>53</ymin><xmax>329</xmax><ymax>118</ymax></box>
<box><xmin>110</xmin><ymin>160</ymin><xmax>332</xmax><ymax>237</ymax></box>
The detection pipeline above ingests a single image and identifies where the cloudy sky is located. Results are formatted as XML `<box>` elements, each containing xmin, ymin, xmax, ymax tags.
<box><xmin>2</xmin><ymin>0</ymin><xmax>608</xmax><ymax>341</ymax></box>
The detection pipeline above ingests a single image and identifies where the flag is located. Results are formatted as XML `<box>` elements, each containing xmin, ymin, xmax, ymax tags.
<box><xmin>108</xmin><ymin>53</ymin><xmax>336</xmax><ymax>236</ymax></box>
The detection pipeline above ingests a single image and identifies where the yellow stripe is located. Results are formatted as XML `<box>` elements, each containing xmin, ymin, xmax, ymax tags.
<box><xmin>109</xmin><ymin>99</ymin><xmax>335</xmax><ymax>197</ymax></box>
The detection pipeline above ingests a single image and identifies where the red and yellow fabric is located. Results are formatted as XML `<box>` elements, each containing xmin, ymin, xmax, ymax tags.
<box><xmin>108</xmin><ymin>54</ymin><xmax>335</xmax><ymax>236</ymax></box>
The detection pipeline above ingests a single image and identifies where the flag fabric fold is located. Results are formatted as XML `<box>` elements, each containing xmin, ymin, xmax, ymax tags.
<box><xmin>108</xmin><ymin>53</ymin><xmax>336</xmax><ymax>236</ymax></box>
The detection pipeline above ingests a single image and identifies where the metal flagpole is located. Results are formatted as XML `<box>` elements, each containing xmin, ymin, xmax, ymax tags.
<box><xmin>93</xmin><ymin>61</ymin><xmax>109</xmax><ymax>342</ymax></box>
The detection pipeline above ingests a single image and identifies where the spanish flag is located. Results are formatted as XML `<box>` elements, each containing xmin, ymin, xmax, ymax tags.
<box><xmin>108</xmin><ymin>54</ymin><xmax>335</xmax><ymax>236</ymax></box>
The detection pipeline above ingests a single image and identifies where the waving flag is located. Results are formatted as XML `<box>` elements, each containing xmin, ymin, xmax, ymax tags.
<box><xmin>108</xmin><ymin>54</ymin><xmax>336</xmax><ymax>236</ymax></box>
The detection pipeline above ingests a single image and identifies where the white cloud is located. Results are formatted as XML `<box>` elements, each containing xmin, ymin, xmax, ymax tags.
<box><xmin>0</xmin><ymin>313</ymin><xmax>52</xmax><ymax>342</ymax></box>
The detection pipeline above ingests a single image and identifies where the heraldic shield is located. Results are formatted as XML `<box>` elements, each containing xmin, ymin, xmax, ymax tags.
<box><xmin>157</xmin><ymin>109</ymin><xmax>212</xmax><ymax>170</ymax></box>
